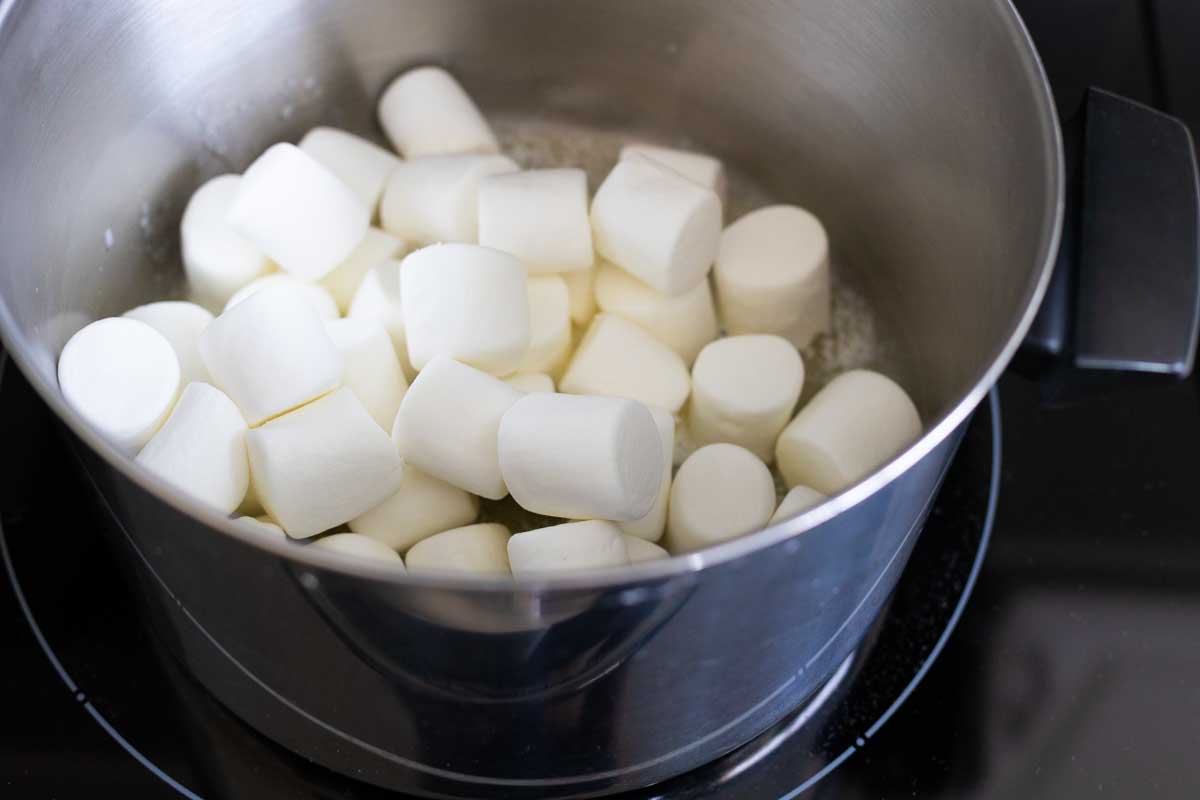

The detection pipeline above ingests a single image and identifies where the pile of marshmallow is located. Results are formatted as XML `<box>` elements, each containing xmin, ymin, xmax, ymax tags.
<box><xmin>56</xmin><ymin>66</ymin><xmax>921</xmax><ymax>577</ymax></box>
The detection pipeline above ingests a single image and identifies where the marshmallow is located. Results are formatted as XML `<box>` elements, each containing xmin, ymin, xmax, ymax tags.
<box><xmin>180</xmin><ymin>174</ymin><xmax>272</xmax><ymax>310</ymax></box>
<box><xmin>298</xmin><ymin>127</ymin><xmax>401</xmax><ymax>216</ymax></box>
<box><xmin>401</xmin><ymin>244</ymin><xmax>530</xmax><ymax>376</ymax></box>
<box><xmin>394</xmin><ymin>356</ymin><xmax>522</xmax><ymax>499</ymax></box>
<box><xmin>623</xmin><ymin>535</ymin><xmax>669</xmax><ymax>563</ymax></box>
<box><xmin>347</xmin><ymin>258</ymin><xmax>413</xmax><ymax>378</ymax></box>
<box><xmin>225</xmin><ymin>274</ymin><xmax>340</xmax><ymax>321</ymax></box>
<box><xmin>518</xmin><ymin>276</ymin><xmax>571</xmax><ymax>374</ymax></box>
<box><xmin>688</xmin><ymin>335</ymin><xmax>804</xmax><ymax>462</ymax></box>
<box><xmin>380</xmin><ymin>154</ymin><xmax>518</xmax><ymax>245</ymax></box>
<box><xmin>562</xmin><ymin>267</ymin><xmax>597</xmax><ymax>325</ymax></box>
<box><xmin>349</xmin><ymin>465</ymin><xmax>480</xmax><ymax>552</ymax></box>
<box><xmin>498</xmin><ymin>393</ymin><xmax>662</xmax><ymax>522</ymax></box>
<box><xmin>666</xmin><ymin>444</ymin><xmax>775</xmax><ymax>553</ymax></box>
<box><xmin>324</xmin><ymin>318</ymin><xmax>408</xmax><ymax>431</ymax></box>
<box><xmin>507</xmin><ymin>520</ymin><xmax>630</xmax><ymax>576</ymax></box>
<box><xmin>769</xmin><ymin>485</ymin><xmax>826</xmax><ymax>524</ymax></box>
<box><xmin>247</xmin><ymin>388</ymin><xmax>404</xmax><ymax>538</ymax></box>
<box><xmin>311</xmin><ymin>532</ymin><xmax>404</xmax><ymax>565</ymax></box>
<box><xmin>620</xmin><ymin>144</ymin><xmax>726</xmax><ymax>204</ymax></box>
<box><xmin>235</xmin><ymin>515</ymin><xmax>286</xmax><ymax>539</ymax></box>
<box><xmin>405</xmin><ymin>523</ymin><xmax>511</xmax><ymax>576</ymax></box>
<box><xmin>228</xmin><ymin>143</ymin><xmax>369</xmax><ymax>280</ymax></box>
<box><xmin>319</xmin><ymin>227</ymin><xmax>406</xmax><ymax>313</ymax></box>
<box><xmin>199</xmin><ymin>286</ymin><xmax>343</xmax><ymax>426</ymax></box>
<box><xmin>58</xmin><ymin>318</ymin><xmax>181</xmax><ymax>454</ymax></box>
<box><xmin>715</xmin><ymin>205</ymin><xmax>831</xmax><ymax>349</ymax></box>
<box><xmin>593</xmin><ymin>261</ymin><xmax>719</xmax><ymax>365</ymax></box>
<box><xmin>122</xmin><ymin>301</ymin><xmax>213</xmax><ymax>385</ymax></box>
<box><xmin>377</xmin><ymin>66</ymin><xmax>499</xmax><ymax>158</ymax></box>
<box><xmin>478</xmin><ymin>168</ymin><xmax>593</xmax><ymax>273</ymax></box>
<box><xmin>590</xmin><ymin>157</ymin><xmax>721</xmax><ymax>295</ymax></box>
<box><xmin>504</xmin><ymin>372</ymin><xmax>555</xmax><ymax>393</ymax></box>
<box><xmin>560</xmin><ymin>314</ymin><xmax>691</xmax><ymax>413</ymax></box>
<box><xmin>618</xmin><ymin>406</ymin><xmax>674</xmax><ymax>542</ymax></box>
<box><xmin>136</xmin><ymin>383</ymin><xmax>248</xmax><ymax>513</ymax></box>
<box><xmin>775</xmin><ymin>370</ymin><xmax>921</xmax><ymax>494</ymax></box>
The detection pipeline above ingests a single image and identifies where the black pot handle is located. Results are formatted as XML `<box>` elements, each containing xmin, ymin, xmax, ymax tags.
<box><xmin>1022</xmin><ymin>87</ymin><xmax>1200</xmax><ymax>378</ymax></box>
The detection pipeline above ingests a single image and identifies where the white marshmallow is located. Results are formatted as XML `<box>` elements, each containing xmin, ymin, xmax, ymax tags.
<box><xmin>478</xmin><ymin>168</ymin><xmax>594</xmax><ymax>273</ymax></box>
<box><xmin>618</xmin><ymin>406</ymin><xmax>674</xmax><ymax>542</ymax></box>
<box><xmin>298</xmin><ymin>127</ymin><xmax>401</xmax><ymax>216</ymax></box>
<box><xmin>715</xmin><ymin>205</ymin><xmax>831</xmax><ymax>349</ymax></box>
<box><xmin>560</xmin><ymin>314</ymin><xmax>691</xmax><ymax>413</ymax></box>
<box><xmin>58</xmin><ymin>318</ymin><xmax>181</xmax><ymax>454</ymax></box>
<box><xmin>518</xmin><ymin>276</ymin><xmax>571</xmax><ymax>374</ymax></box>
<box><xmin>401</xmin><ymin>244</ymin><xmax>530</xmax><ymax>376</ymax></box>
<box><xmin>319</xmin><ymin>227</ymin><xmax>406</xmax><ymax>313</ymax></box>
<box><xmin>225</xmin><ymin>274</ymin><xmax>340</xmax><ymax>321</ymax></box>
<box><xmin>394</xmin><ymin>356</ymin><xmax>522</xmax><ymax>499</ymax></box>
<box><xmin>688</xmin><ymin>335</ymin><xmax>805</xmax><ymax>462</ymax></box>
<box><xmin>228</xmin><ymin>143</ymin><xmax>369</xmax><ymax>280</ymax></box>
<box><xmin>775</xmin><ymin>370</ymin><xmax>921</xmax><ymax>494</ymax></box>
<box><xmin>235</xmin><ymin>515</ymin><xmax>286</xmax><ymax>539</ymax></box>
<box><xmin>347</xmin><ymin>258</ymin><xmax>413</xmax><ymax>378</ymax></box>
<box><xmin>122</xmin><ymin>301</ymin><xmax>213</xmax><ymax>385</ymax></box>
<box><xmin>666</xmin><ymin>444</ymin><xmax>775</xmax><ymax>553</ymax></box>
<box><xmin>619</xmin><ymin>143</ymin><xmax>726</xmax><ymax>204</ymax></box>
<box><xmin>499</xmin><ymin>393</ymin><xmax>662</xmax><ymax>522</ymax></box>
<box><xmin>377</xmin><ymin>66</ymin><xmax>499</xmax><ymax>158</ymax></box>
<box><xmin>311</xmin><ymin>532</ymin><xmax>404</xmax><ymax>565</ymax></box>
<box><xmin>405</xmin><ymin>523</ymin><xmax>511</xmax><ymax>576</ymax></box>
<box><xmin>590</xmin><ymin>157</ymin><xmax>721</xmax><ymax>296</ymax></box>
<box><xmin>180</xmin><ymin>174</ymin><xmax>272</xmax><ymax>310</ymax></box>
<box><xmin>349</xmin><ymin>465</ymin><xmax>480</xmax><ymax>552</ymax></box>
<box><xmin>504</xmin><ymin>372</ymin><xmax>555</xmax><ymax>393</ymax></box>
<box><xmin>507</xmin><ymin>520</ymin><xmax>630</xmax><ymax>576</ymax></box>
<box><xmin>199</xmin><ymin>286</ymin><xmax>343</xmax><ymax>426</ymax></box>
<box><xmin>380</xmin><ymin>154</ymin><xmax>518</xmax><ymax>245</ymax></box>
<box><xmin>593</xmin><ymin>261</ymin><xmax>718</xmax><ymax>365</ymax></box>
<box><xmin>562</xmin><ymin>267</ymin><xmax>597</xmax><ymax>326</ymax></box>
<box><xmin>324</xmin><ymin>318</ymin><xmax>408</xmax><ymax>431</ymax></box>
<box><xmin>136</xmin><ymin>383</ymin><xmax>248</xmax><ymax>513</ymax></box>
<box><xmin>769</xmin><ymin>485</ymin><xmax>826</xmax><ymax>524</ymax></box>
<box><xmin>623</xmin><ymin>535</ymin><xmax>669</xmax><ymax>563</ymax></box>
<box><xmin>247</xmin><ymin>388</ymin><xmax>404</xmax><ymax>538</ymax></box>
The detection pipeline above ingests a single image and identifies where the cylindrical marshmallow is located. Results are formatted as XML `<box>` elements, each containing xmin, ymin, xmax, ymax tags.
<box><xmin>715</xmin><ymin>205</ymin><xmax>831</xmax><ymax>349</ymax></box>
<box><xmin>380</xmin><ymin>154</ymin><xmax>518</xmax><ymax>245</ymax></box>
<box><xmin>769</xmin><ymin>485</ymin><xmax>826</xmax><ymax>524</ymax></box>
<box><xmin>518</xmin><ymin>275</ymin><xmax>571</xmax><ymax>375</ymax></box>
<box><xmin>247</xmin><ymin>388</ymin><xmax>404</xmax><ymax>538</ymax></box>
<box><xmin>228</xmin><ymin>143</ymin><xmax>369</xmax><ymax>280</ymax></box>
<box><xmin>666</xmin><ymin>443</ymin><xmax>775</xmax><ymax>553</ymax></box>
<box><xmin>349</xmin><ymin>465</ymin><xmax>480</xmax><ymax>552</ymax></box>
<box><xmin>619</xmin><ymin>143</ymin><xmax>727</xmax><ymax>206</ymax></box>
<box><xmin>688</xmin><ymin>335</ymin><xmax>804</xmax><ymax>462</ymax></box>
<box><xmin>507</xmin><ymin>520</ymin><xmax>630</xmax><ymax>576</ymax></box>
<box><xmin>235</xmin><ymin>515</ymin><xmax>286</xmax><ymax>539</ymax></box>
<box><xmin>562</xmin><ymin>267</ymin><xmax>596</xmax><ymax>326</ymax></box>
<box><xmin>478</xmin><ymin>168</ymin><xmax>593</xmax><ymax>273</ymax></box>
<box><xmin>504</xmin><ymin>372</ymin><xmax>555</xmax><ymax>393</ymax></box>
<box><xmin>319</xmin><ymin>227</ymin><xmax>406</xmax><ymax>313</ymax></box>
<box><xmin>58</xmin><ymin>318</ymin><xmax>181</xmax><ymax>454</ymax></box>
<box><xmin>394</xmin><ymin>356</ymin><xmax>522</xmax><ymax>499</ymax></box>
<box><xmin>298</xmin><ymin>127</ymin><xmax>402</xmax><ymax>217</ymax></box>
<box><xmin>590</xmin><ymin>156</ymin><xmax>721</xmax><ymax>296</ymax></box>
<box><xmin>623</xmin><ymin>535</ymin><xmax>669</xmax><ymax>563</ymax></box>
<box><xmin>311</xmin><ymin>532</ymin><xmax>405</xmax><ymax>565</ymax></box>
<box><xmin>560</xmin><ymin>314</ymin><xmax>691</xmax><ymax>413</ymax></box>
<box><xmin>498</xmin><ymin>393</ymin><xmax>662</xmax><ymax>522</ymax></box>
<box><xmin>347</xmin><ymin>258</ymin><xmax>412</xmax><ymax>378</ymax></box>
<box><xmin>775</xmin><ymin>370</ymin><xmax>921</xmax><ymax>494</ymax></box>
<box><xmin>181</xmin><ymin>174</ymin><xmax>273</xmax><ymax>311</ymax></box>
<box><xmin>405</xmin><ymin>523</ymin><xmax>511</xmax><ymax>576</ymax></box>
<box><xmin>122</xmin><ymin>301</ymin><xmax>214</xmax><ymax>385</ymax></box>
<box><xmin>199</xmin><ymin>286</ymin><xmax>343</xmax><ymax>426</ymax></box>
<box><xmin>136</xmin><ymin>382</ymin><xmax>248</xmax><ymax>513</ymax></box>
<box><xmin>401</xmin><ymin>244</ymin><xmax>530</xmax><ymax>376</ymax></box>
<box><xmin>377</xmin><ymin>66</ymin><xmax>499</xmax><ymax>158</ymax></box>
<box><xmin>618</xmin><ymin>406</ymin><xmax>675</xmax><ymax>542</ymax></box>
<box><xmin>224</xmin><ymin>274</ymin><xmax>340</xmax><ymax>321</ymax></box>
<box><xmin>324</xmin><ymin>318</ymin><xmax>408</xmax><ymax>431</ymax></box>
<box><xmin>593</xmin><ymin>261</ymin><xmax>719</xmax><ymax>365</ymax></box>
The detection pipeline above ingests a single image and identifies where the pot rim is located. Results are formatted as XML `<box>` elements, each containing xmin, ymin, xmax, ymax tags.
<box><xmin>0</xmin><ymin>0</ymin><xmax>1063</xmax><ymax>594</ymax></box>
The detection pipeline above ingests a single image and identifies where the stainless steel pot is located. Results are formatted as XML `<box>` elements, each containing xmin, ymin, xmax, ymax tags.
<box><xmin>0</xmin><ymin>1</ymin><xmax>1195</xmax><ymax>797</ymax></box>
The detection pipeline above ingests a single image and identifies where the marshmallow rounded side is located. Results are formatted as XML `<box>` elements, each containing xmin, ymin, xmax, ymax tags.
<box><xmin>234</xmin><ymin>515</ymin><xmax>287</xmax><ymax>539</ymax></box>
<box><xmin>324</xmin><ymin>318</ymin><xmax>409</xmax><ymax>431</ymax></box>
<box><xmin>377</xmin><ymin>66</ymin><xmax>499</xmax><ymax>158</ymax></box>
<box><xmin>347</xmin><ymin>258</ymin><xmax>413</xmax><ymax>378</ymax></box>
<box><xmin>319</xmin><ymin>227</ymin><xmax>406</xmax><ymax>313</ymax></box>
<box><xmin>562</xmin><ymin>267</ymin><xmax>597</xmax><ymax>326</ymax></box>
<box><xmin>769</xmin><ymin>485</ymin><xmax>827</xmax><ymax>525</ymax></box>
<box><xmin>559</xmin><ymin>314</ymin><xmax>691</xmax><ymax>413</ymax></box>
<box><xmin>623</xmin><ymin>535</ymin><xmax>670</xmax><ymax>563</ymax></box>
<box><xmin>507</xmin><ymin>520</ymin><xmax>630</xmax><ymax>576</ymax></box>
<box><xmin>504</xmin><ymin>372</ymin><xmax>555</xmax><ymax>393</ymax></box>
<box><xmin>349</xmin><ymin>465</ymin><xmax>480</xmax><ymax>552</ymax></box>
<box><xmin>593</xmin><ymin>261</ymin><xmax>719</xmax><ymax>365</ymax></box>
<box><xmin>478</xmin><ymin>168</ymin><xmax>594</xmax><ymax>273</ymax></box>
<box><xmin>180</xmin><ymin>174</ymin><xmax>273</xmax><ymax>311</ymax></box>
<box><xmin>380</xmin><ymin>154</ymin><xmax>518</xmax><ymax>245</ymax></box>
<box><xmin>225</xmin><ymin>273</ymin><xmax>340</xmax><ymax>321</ymax></box>
<box><xmin>405</xmin><ymin>523</ymin><xmax>511</xmax><ymax>576</ymax></box>
<box><xmin>311</xmin><ymin>532</ymin><xmax>405</xmax><ymax>565</ymax></box>
<box><xmin>518</xmin><ymin>275</ymin><xmax>571</xmax><ymax>375</ymax></box>
<box><xmin>122</xmin><ymin>301</ymin><xmax>214</xmax><ymax>385</ymax></box>
<box><xmin>298</xmin><ymin>127</ymin><xmax>401</xmax><ymax>216</ymax></box>
<box><xmin>666</xmin><ymin>443</ymin><xmax>775</xmax><ymax>553</ymax></box>
<box><xmin>618</xmin><ymin>405</ymin><xmax>675</xmax><ymax>542</ymax></box>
